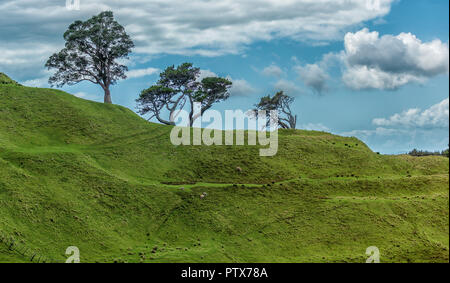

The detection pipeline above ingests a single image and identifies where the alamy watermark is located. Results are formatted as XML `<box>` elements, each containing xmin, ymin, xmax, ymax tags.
<box><xmin>169</xmin><ymin>103</ymin><xmax>279</xmax><ymax>157</ymax></box>
<box><xmin>66</xmin><ymin>0</ymin><xmax>80</xmax><ymax>11</ymax></box>
<box><xmin>65</xmin><ymin>246</ymin><xmax>80</xmax><ymax>263</ymax></box>
<box><xmin>366</xmin><ymin>246</ymin><xmax>380</xmax><ymax>263</ymax></box>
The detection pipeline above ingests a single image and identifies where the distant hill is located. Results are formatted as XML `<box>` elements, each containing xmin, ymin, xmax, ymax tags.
<box><xmin>0</xmin><ymin>75</ymin><xmax>448</xmax><ymax>263</ymax></box>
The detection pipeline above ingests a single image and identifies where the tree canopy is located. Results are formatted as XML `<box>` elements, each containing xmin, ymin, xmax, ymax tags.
<box><xmin>45</xmin><ymin>11</ymin><xmax>134</xmax><ymax>104</ymax></box>
<box><xmin>136</xmin><ymin>63</ymin><xmax>232</xmax><ymax>126</ymax></box>
<box><xmin>251</xmin><ymin>91</ymin><xmax>297</xmax><ymax>129</ymax></box>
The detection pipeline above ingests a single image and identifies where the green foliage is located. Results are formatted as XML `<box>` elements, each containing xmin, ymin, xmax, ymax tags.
<box><xmin>194</xmin><ymin>77</ymin><xmax>232</xmax><ymax>106</ymax></box>
<box><xmin>0</xmin><ymin>82</ymin><xmax>448</xmax><ymax>263</ymax></box>
<box><xmin>45</xmin><ymin>11</ymin><xmax>134</xmax><ymax>104</ymax></box>
<box><xmin>136</xmin><ymin>85</ymin><xmax>178</xmax><ymax>125</ymax></box>
<box><xmin>137</xmin><ymin>63</ymin><xmax>232</xmax><ymax>126</ymax></box>
<box><xmin>252</xmin><ymin>91</ymin><xmax>297</xmax><ymax>129</ymax></box>
<box><xmin>159</xmin><ymin>63</ymin><xmax>200</xmax><ymax>89</ymax></box>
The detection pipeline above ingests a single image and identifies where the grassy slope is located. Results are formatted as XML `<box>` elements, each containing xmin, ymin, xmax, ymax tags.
<box><xmin>0</xmin><ymin>73</ymin><xmax>20</xmax><ymax>86</ymax></box>
<box><xmin>0</xmin><ymin>80</ymin><xmax>448</xmax><ymax>263</ymax></box>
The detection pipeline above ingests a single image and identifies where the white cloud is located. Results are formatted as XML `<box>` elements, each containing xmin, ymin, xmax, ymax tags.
<box><xmin>0</xmin><ymin>43</ymin><xmax>59</xmax><ymax>79</ymax></box>
<box><xmin>197</xmin><ymin>69</ymin><xmax>218</xmax><ymax>81</ymax></box>
<box><xmin>373</xmin><ymin>98</ymin><xmax>449</xmax><ymax>129</ymax></box>
<box><xmin>273</xmin><ymin>79</ymin><xmax>302</xmax><ymax>96</ymax></box>
<box><xmin>17</xmin><ymin>69</ymin><xmax>53</xmax><ymax>87</ymax></box>
<box><xmin>119</xmin><ymin>0</ymin><xmax>394</xmax><ymax>56</ymax></box>
<box><xmin>227</xmin><ymin>77</ymin><xmax>256</xmax><ymax>97</ymax></box>
<box><xmin>341</xmin><ymin>98</ymin><xmax>450</xmax><ymax>154</ymax></box>
<box><xmin>21</xmin><ymin>77</ymin><xmax>48</xmax><ymax>88</ymax></box>
<box><xmin>126</xmin><ymin>67</ymin><xmax>159</xmax><ymax>79</ymax></box>
<box><xmin>73</xmin><ymin>91</ymin><xmax>100</xmax><ymax>101</ymax></box>
<box><xmin>0</xmin><ymin>0</ymin><xmax>395</xmax><ymax>82</ymax></box>
<box><xmin>341</xmin><ymin>28</ymin><xmax>449</xmax><ymax>90</ymax></box>
<box><xmin>342</xmin><ymin>65</ymin><xmax>424</xmax><ymax>90</ymax></box>
<box><xmin>74</xmin><ymin>92</ymin><xmax>89</xmax><ymax>98</ymax></box>
<box><xmin>262</xmin><ymin>64</ymin><xmax>284</xmax><ymax>77</ymax></box>
<box><xmin>294</xmin><ymin>63</ymin><xmax>329</xmax><ymax>93</ymax></box>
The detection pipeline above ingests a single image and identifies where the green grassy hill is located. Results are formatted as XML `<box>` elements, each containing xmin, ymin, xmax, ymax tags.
<box><xmin>0</xmin><ymin>73</ymin><xmax>20</xmax><ymax>86</ymax></box>
<box><xmin>0</xmin><ymin>75</ymin><xmax>448</xmax><ymax>263</ymax></box>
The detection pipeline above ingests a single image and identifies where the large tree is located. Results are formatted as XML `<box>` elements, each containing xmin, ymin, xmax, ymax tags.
<box><xmin>136</xmin><ymin>63</ymin><xmax>232</xmax><ymax>126</ymax></box>
<box><xmin>251</xmin><ymin>91</ymin><xmax>297</xmax><ymax>129</ymax></box>
<box><xmin>45</xmin><ymin>11</ymin><xmax>134</xmax><ymax>104</ymax></box>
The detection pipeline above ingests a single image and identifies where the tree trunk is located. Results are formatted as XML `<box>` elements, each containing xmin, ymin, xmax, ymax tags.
<box><xmin>104</xmin><ymin>87</ymin><xmax>112</xmax><ymax>104</ymax></box>
<box><xmin>188</xmin><ymin>96</ymin><xmax>194</xmax><ymax>127</ymax></box>
<box><xmin>289</xmin><ymin>114</ymin><xmax>297</xmax><ymax>129</ymax></box>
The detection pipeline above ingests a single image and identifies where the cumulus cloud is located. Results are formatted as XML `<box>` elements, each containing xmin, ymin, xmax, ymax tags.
<box><xmin>227</xmin><ymin>77</ymin><xmax>256</xmax><ymax>97</ymax></box>
<box><xmin>197</xmin><ymin>69</ymin><xmax>218</xmax><ymax>81</ymax></box>
<box><xmin>273</xmin><ymin>79</ymin><xmax>302</xmax><ymax>96</ymax></box>
<box><xmin>126</xmin><ymin>67</ymin><xmax>159</xmax><ymax>79</ymax></box>
<box><xmin>262</xmin><ymin>64</ymin><xmax>284</xmax><ymax>77</ymax></box>
<box><xmin>373</xmin><ymin>98</ymin><xmax>449</xmax><ymax>129</ymax></box>
<box><xmin>341</xmin><ymin>28</ymin><xmax>449</xmax><ymax>90</ymax></box>
<box><xmin>294</xmin><ymin>63</ymin><xmax>329</xmax><ymax>93</ymax></box>
<box><xmin>342</xmin><ymin>65</ymin><xmax>425</xmax><ymax>90</ymax></box>
<box><xmin>0</xmin><ymin>0</ymin><xmax>395</xmax><ymax>81</ymax></box>
<box><xmin>341</xmin><ymin>98</ymin><xmax>450</xmax><ymax>153</ymax></box>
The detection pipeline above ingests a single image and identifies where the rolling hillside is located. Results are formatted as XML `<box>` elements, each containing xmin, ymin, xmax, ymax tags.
<box><xmin>0</xmin><ymin>74</ymin><xmax>448</xmax><ymax>263</ymax></box>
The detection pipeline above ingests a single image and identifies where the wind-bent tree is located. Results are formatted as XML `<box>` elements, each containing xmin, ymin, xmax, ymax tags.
<box><xmin>192</xmin><ymin>77</ymin><xmax>232</xmax><ymax>123</ymax></box>
<box><xmin>158</xmin><ymin>63</ymin><xmax>200</xmax><ymax>125</ymax></box>
<box><xmin>45</xmin><ymin>11</ymin><xmax>134</xmax><ymax>104</ymax></box>
<box><xmin>251</xmin><ymin>91</ymin><xmax>297</xmax><ymax>129</ymax></box>
<box><xmin>136</xmin><ymin>63</ymin><xmax>232</xmax><ymax>126</ymax></box>
<box><xmin>136</xmin><ymin>85</ymin><xmax>181</xmax><ymax>126</ymax></box>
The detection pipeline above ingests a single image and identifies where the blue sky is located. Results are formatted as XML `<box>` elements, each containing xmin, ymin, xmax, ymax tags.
<box><xmin>0</xmin><ymin>0</ymin><xmax>448</xmax><ymax>154</ymax></box>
